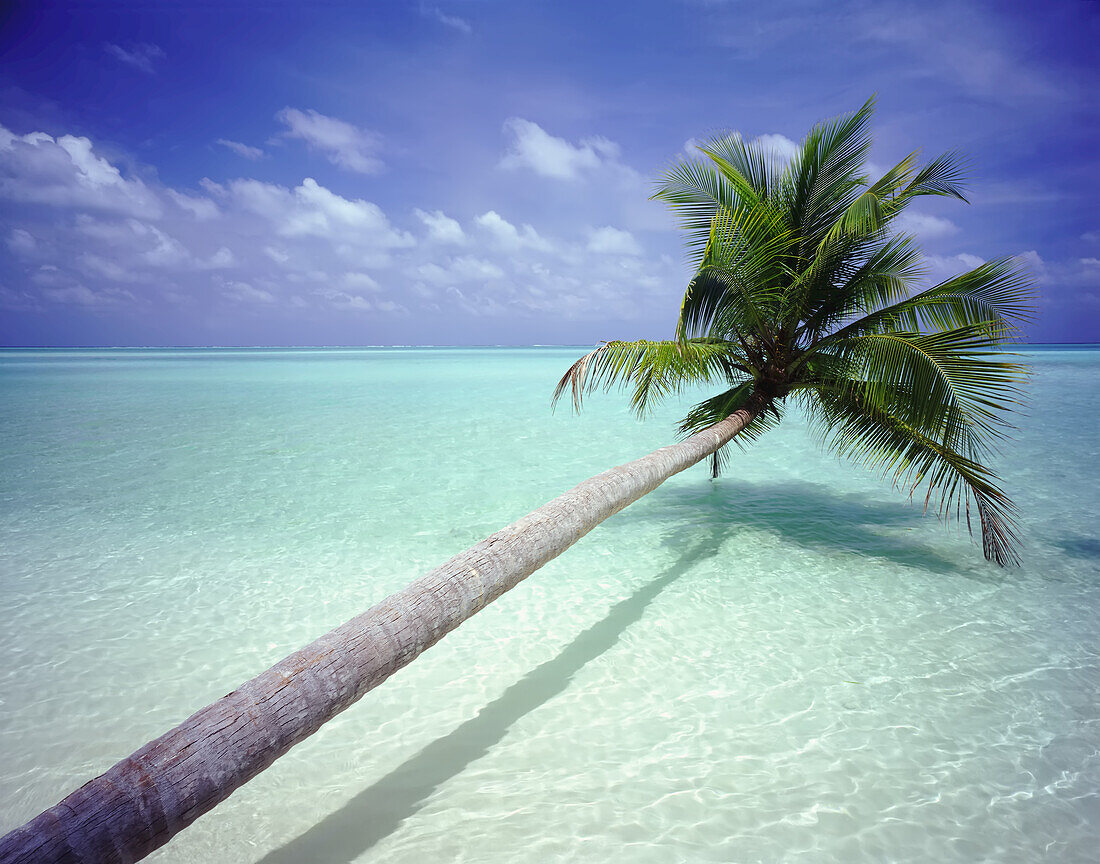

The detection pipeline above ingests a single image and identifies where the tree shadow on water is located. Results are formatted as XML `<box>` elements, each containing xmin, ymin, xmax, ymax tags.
<box><xmin>619</xmin><ymin>478</ymin><xmax>974</xmax><ymax>577</ymax></box>
<box><xmin>257</xmin><ymin>527</ymin><xmax>727</xmax><ymax>864</ymax></box>
<box><xmin>1055</xmin><ymin>534</ymin><xmax>1100</xmax><ymax>561</ymax></box>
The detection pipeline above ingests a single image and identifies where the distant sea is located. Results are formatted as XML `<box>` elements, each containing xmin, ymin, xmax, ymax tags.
<box><xmin>1</xmin><ymin>346</ymin><xmax>1098</xmax><ymax>863</ymax></box>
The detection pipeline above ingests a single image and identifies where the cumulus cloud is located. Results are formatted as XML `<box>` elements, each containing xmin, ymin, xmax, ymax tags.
<box><xmin>225</xmin><ymin>177</ymin><xmax>414</xmax><ymax>253</ymax></box>
<box><xmin>475</xmin><ymin>210</ymin><xmax>551</xmax><ymax>252</ymax></box>
<box><xmin>683</xmin><ymin>133</ymin><xmax>799</xmax><ymax>169</ymax></box>
<box><xmin>200</xmin><ymin>247</ymin><xmax>235</xmax><ymax>269</ymax></box>
<box><xmin>587</xmin><ymin>226</ymin><xmax>642</xmax><ymax>256</ymax></box>
<box><xmin>276</xmin><ymin>108</ymin><xmax>384</xmax><ymax>174</ymax></box>
<box><xmin>417</xmin><ymin>256</ymin><xmax>505</xmax><ymax>286</ymax></box>
<box><xmin>223</xmin><ymin>280</ymin><xmax>276</xmax><ymax>305</ymax></box>
<box><xmin>341</xmin><ymin>272</ymin><xmax>381</xmax><ymax>292</ymax></box>
<box><xmin>167</xmin><ymin>189</ymin><xmax>219</xmax><ymax>220</ymax></box>
<box><xmin>754</xmin><ymin>133</ymin><xmax>800</xmax><ymax>165</ymax></box>
<box><xmin>1017</xmin><ymin>249</ymin><xmax>1046</xmax><ymax>278</ymax></box>
<box><xmin>103</xmin><ymin>42</ymin><xmax>165</xmax><ymax>74</ymax></box>
<box><xmin>216</xmin><ymin>139</ymin><xmax>265</xmax><ymax>160</ymax></box>
<box><xmin>0</xmin><ymin>124</ymin><xmax>161</xmax><ymax>217</ymax></box>
<box><xmin>924</xmin><ymin>252</ymin><xmax>986</xmax><ymax>283</ymax></box>
<box><xmin>0</xmin><ymin>121</ymin><xmax>686</xmax><ymax>335</ymax></box>
<box><xmin>500</xmin><ymin>118</ymin><xmax>620</xmax><ymax>180</ymax></box>
<box><xmin>415</xmin><ymin>208</ymin><xmax>466</xmax><ymax>244</ymax></box>
<box><xmin>894</xmin><ymin>211</ymin><xmax>958</xmax><ymax>239</ymax></box>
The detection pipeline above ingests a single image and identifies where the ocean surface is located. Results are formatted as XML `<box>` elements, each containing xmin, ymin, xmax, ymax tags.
<box><xmin>1</xmin><ymin>346</ymin><xmax>1097</xmax><ymax>863</ymax></box>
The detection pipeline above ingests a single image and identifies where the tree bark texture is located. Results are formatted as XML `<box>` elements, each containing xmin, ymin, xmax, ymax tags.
<box><xmin>0</xmin><ymin>404</ymin><xmax>761</xmax><ymax>864</ymax></box>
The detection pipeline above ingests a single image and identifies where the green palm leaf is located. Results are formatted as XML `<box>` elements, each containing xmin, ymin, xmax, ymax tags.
<box><xmin>552</xmin><ymin>339</ymin><xmax>746</xmax><ymax>416</ymax></box>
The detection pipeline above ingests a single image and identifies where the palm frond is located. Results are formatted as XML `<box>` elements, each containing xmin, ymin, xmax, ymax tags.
<box><xmin>805</xmin><ymin>383</ymin><xmax>1021</xmax><ymax>565</ymax></box>
<box><xmin>789</xmin><ymin>96</ymin><xmax>877</xmax><ymax>245</ymax></box>
<box><xmin>678</xmin><ymin>382</ymin><xmax>782</xmax><ymax>477</ymax></box>
<box><xmin>551</xmin><ymin>339</ymin><xmax>745</xmax><ymax>416</ymax></box>
<box><xmin>810</xmin><ymin>326</ymin><xmax>1029</xmax><ymax>455</ymax></box>
<box><xmin>651</xmin><ymin>156</ymin><xmax>742</xmax><ymax>264</ymax></box>
<box><xmin>815</xmin><ymin>258</ymin><xmax>1034</xmax><ymax>345</ymax></box>
<box><xmin>795</xmin><ymin>233</ymin><xmax>925</xmax><ymax>343</ymax></box>
<box><xmin>695</xmin><ymin>133</ymin><xmax>772</xmax><ymax>199</ymax></box>
<box><xmin>677</xmin><ymin>204</ymin><xmax>794</xmax><ymax>342</ymax></box>
<box><xmin>902</xmin><ymin>151</ymin><xmax>969</xmax><ymax>202</ymax></box>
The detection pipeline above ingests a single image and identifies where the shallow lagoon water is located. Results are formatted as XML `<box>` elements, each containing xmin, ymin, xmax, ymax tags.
<box><xmin>1</xmin><ymin>346</ymin><xmax>1098</xmax><ymax>862</ymax></box>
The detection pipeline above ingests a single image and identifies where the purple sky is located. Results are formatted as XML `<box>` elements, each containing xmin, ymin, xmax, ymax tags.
<box><xmin>1</xmin><ymin>0</ymin><xmax>1097</xmax><ymax>346</ymax></box>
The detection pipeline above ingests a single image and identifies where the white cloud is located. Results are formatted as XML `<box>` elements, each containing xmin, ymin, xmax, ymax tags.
<box><xmin>0</xmin><ymin>124</ymin><xmax>161</xmax><ymax>217</ymax></box>
<box><xmin>201</xmin><ymin>247</ymin><xmax>236</xmax><ymax>269</ymax></box>
<box><xmin>76</xmin><ymin>253</ymin><xmax>141</xmax><ymax>283</ymax></box>
<box><xmin>415</xmin><ymin>208</ymin><xmax>466</xmax><ymax>244</ymax></box>
<box><xmin>167</xmin><ymin>189</ymin><xmax>219</xmax><ymax>220</ymax></box>
<box><xmin>0</xmin><ymin>121</ymin><xmax>687</xmax><ymax>330</ymax></box>
<box><xmin>894</xmin><ymin>211</ymin><xmax>958</xmax><ymax>239</ymax></box>
<box><xmin>342</xmin><ymin>272</ymin><xmax>380</xmax><ymax>292</ymax></box>
<box><xmin>421</xmin><ymin>4</ymin><xmax>472</xmax><ymax>34</ymax></box>
<box><xmin>683</xmin><ymin>132</ymin><xmax>798</xmax><ymax>170</ymax></box>
<box><xmin>587</xmin><ymin>226</ymin><xmax>642</xmax><ymax>256</ymax></box>
<box><xmin>754</xmin><ymin>133</ymin><xmax>800</xmax><ymax>165</ymax></box>
<box><xmin>103</xmin><ymin>42</ymin><xmax>165</xmax><ymax>74</ymax></box>
<box><xmin>216</xmin><ymin>139</ymin><xmax>265</xmax><ymax>161</ymax></box>
<box><xmin>417</xmin><ymin>256</ymin><xmax>505</xmax><ymax>286</ymax></box>
<box><xmin>475</xmin><ymin>210</ymin><xmax>551</xmax><ymax>252</ymax></box>
<box><xmin>924</xmin><ymin>252</ymin><xmax>986</xmax><ymax>284</ymax></box>
<box><xmin>264</xmin><ymin>246</ymin><xmax>289</xmax><ymax>264</ymax></box>
<box><xmin>42</xmin><ymin>283</ymin><xmax>133</xmax><ymax>307</ymax></box>
<box><xmin>1081</xmin><ymin>257</ymin><xmax>1100</xmax><ymax>267</ymax></box>
<box><xmin>500</xmin><ymin>118</ymin><xmax>620</xmax><ymax>180</ymax></box>
<box><xmin>228</xmin><ymin>177</ymin><xmax>414</xmax><ymax>250</ymax></box>
<box><xmin>7</xmin><ymin>229</ymin><xmax>36</xmax><ymax>255</ymax></box>
<box><xmin>223</xmin><ymin>280</ymin><xmax>275</xmax><ymax>305</ymax></box>
<box><xmin>1018</xmin><ymin>249</ymin><xmax>1046</xmax><ymax>278</ymax></box>
<box><xmin>335</xmin><ymin>293</ymin><xmax>373</xmax><ymax>311</ymax></box>
<box><xmin>138</xmin><ymin>224</ymin><xmax>190</xmax><ymax>267</ymax></box>
<box><xmin>276</xmin><ymin>108</ymin><xmax>383</xmax><ymax>174</ymax></box>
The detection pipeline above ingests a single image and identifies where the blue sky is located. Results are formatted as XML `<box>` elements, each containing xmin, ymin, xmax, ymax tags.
<box><xmin>0</xmin><ymin>0</ymin><xmax>1096</xmax><ymax>345</ymax></box>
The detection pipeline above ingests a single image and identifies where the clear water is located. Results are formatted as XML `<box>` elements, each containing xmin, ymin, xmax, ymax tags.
<box><xmin>0</xmin><ymin>347</ymin><xmax>1097</xmax><ymax>863</ymax></box>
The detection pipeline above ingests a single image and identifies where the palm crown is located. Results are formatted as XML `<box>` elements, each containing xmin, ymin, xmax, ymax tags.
<box><xmin>554</xmin><ymin>98</ymin><xmax>1033</xmax><ymax>566</ymax></box>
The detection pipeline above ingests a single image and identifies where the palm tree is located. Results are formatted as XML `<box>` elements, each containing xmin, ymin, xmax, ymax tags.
<box><xmin>0</xmin><ymin>100</ymin><xmax>1032</xmax><ymax>864</ymax></box>
<box><xmin>555</xmin><ymin>97</ymin><xmax>1031</xmax><ymax>566</ymax></box>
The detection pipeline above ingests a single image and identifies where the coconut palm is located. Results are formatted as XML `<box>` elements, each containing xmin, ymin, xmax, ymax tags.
<box><xmin>0</xmin><ymin>99</ymin><xmax>1034</xmax><ymax>864</ymax></box>
<box><xmin>555</xmin><ymin>97</ymin><xmax>1032</xmax><ymax>566</ymax></box>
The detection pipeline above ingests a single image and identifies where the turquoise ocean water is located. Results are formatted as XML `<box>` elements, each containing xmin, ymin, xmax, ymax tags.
<box><xmin>1</xmin><ymin>346</ymin><xmax>1098</xmax><ymax>862</ymax></box>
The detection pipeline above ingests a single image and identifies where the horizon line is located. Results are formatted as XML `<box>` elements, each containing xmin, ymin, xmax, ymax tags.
<box><xmin>2</xmin><ymin>342</ymin><xmax>1099</xmax><ymax>350</ymax></box>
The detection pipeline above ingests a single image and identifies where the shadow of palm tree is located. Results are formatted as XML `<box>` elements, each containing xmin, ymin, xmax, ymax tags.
<box><xmin>617</xmin><ymin>479</ymin><xmax>973</xmax><ymax>576</ymax></box>
<box><xmin>1055</xmin><ymin>534</ymin><xmax>1100</xmax><ymax>560</ymax></box>
<box><xmin>258</xmin><ymin>527</ymin><xmax>727</xmax><ymax>864</ymax></box>
<box><xmin>259</xmin><ymin>477</ymin><xmax>985</xmax><ymax>863</ymax></box>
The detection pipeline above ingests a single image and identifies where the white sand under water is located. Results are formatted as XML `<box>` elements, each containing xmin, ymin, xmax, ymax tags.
<box><xmin>1</xmin><ymin>346</ymin><xmax>1097</xmax><ymax>862</ymax></box>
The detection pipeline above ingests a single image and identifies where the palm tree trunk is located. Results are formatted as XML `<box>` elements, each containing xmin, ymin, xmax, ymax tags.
<box><xmin>0</xmin><ymin>402</ymin><xmax>763</xmax><ymax>864</ymax></box>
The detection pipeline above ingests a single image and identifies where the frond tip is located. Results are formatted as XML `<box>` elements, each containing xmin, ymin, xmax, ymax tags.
<box><xmin>804</xmin><ymin>382</ymin><xmax>1023</xmax><ymax>566</ymax></box>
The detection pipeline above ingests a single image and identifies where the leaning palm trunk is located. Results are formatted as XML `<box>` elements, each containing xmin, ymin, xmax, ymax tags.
<box><xmin>0</xmin><ymin>403</ymin><xmax>763</xmax><ymax>864</ymax></box>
